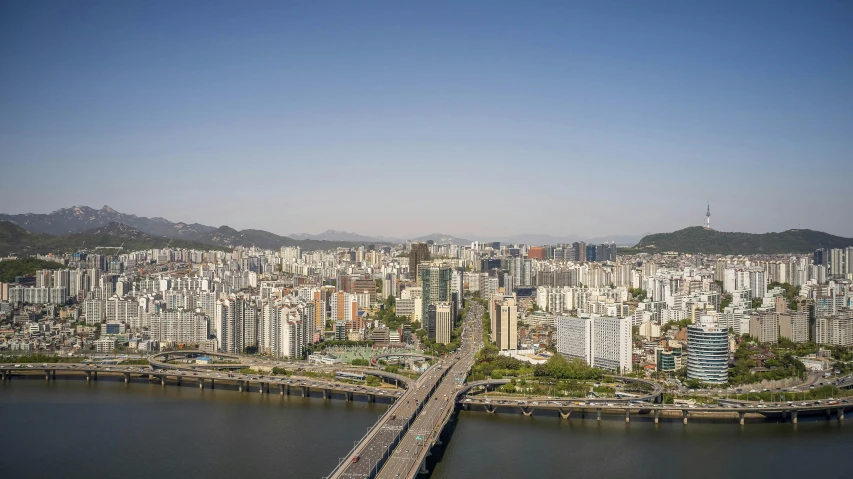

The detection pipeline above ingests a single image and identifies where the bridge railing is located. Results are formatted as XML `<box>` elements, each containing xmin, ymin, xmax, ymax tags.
<box><xmin>326</xmin><ymin>363</ymin><xmax>448</xmax><ymax>479</ymax></box>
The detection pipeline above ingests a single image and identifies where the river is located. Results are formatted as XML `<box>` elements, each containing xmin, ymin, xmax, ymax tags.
<box><xmin>3</xmin><ymin>378</ymin><xmax>853</xmax><ymax>478</ymax></box>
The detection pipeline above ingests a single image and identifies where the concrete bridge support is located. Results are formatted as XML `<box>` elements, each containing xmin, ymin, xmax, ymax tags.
<box><xmin>45</xmin><ymin>370</ymin><xmax>51</xmax><ymax>381</ymax></box>
<box><xmin>839</xmin><ymin>408</ymin><xmax>845</xmax><ymax>421</ymax></box>
<box><xmin>124</xmin><ymin>373</ymin><xmax>130</xmax><ymax>384</ymax></box>
<box><xmin>302</xmin><ymin>386</ymin><xmax>308</xmax><ymax>397</ymax></box>
<box><xmin>86</xmin><ymin>371</ymin><xmax>92</xmax><ymax>382</ymax></box>
<box><xmin>792</xmin><ymin>410</ymin><xmax>798</xmax><ymax>424</ymax></box>
<box><xmin>323</xmin><ymin>389</ymin><xmax>330</xmax><ymax>400</ymax></box>
<box><xmin>279</xmin><ymin>384</ymin><xmax>285</xmax><ymax>396</ymax></box>
<box><xmin>346</xmin><ymin>391</ymin><xmax>353</xmax><ymax>402</ymax></box>
<box><xmin>161</xmin><ymin>376</ymin><xmax>166</xmax><ymax>387</ymax></box>
<box><xmin>654</xmin><ymin>409</ymin><xmax>660</xmax><ymax>424</ymax></box>
<box><xmin>596</xmin><ymin>408</ymin><xmax>601</xmax><ymax>421</ymax></box>
<box><xmin>2</xmin><ymin>370</ymin><xmax>8</xmax><ymax>381</ymax></box>
<box><xmin>210</xmin><ymin>379</ymin><xmax>214</xmax><ymax>389</ymax></box>
<box><xmin>485</xmin><ymin>406</ymin><xmax>496</xmax><ymax>414</ymax></box>
<box><xmin>625</xmin><ymin>409</ymin><xmax>631</xmax><ymax>423</ymax></box>
<box><xmin>682</xmin><ymin>410</ymin><xmax>688</xmax><ymax>425</ymax></box>
<box><xmin>739</xmin><ymin>412</ymin><xmax>745</xmax><ymax>426</ymax></box>
<box><xmin>521</xmin><ymin>407</ymin><xmax>532</xmax><ymax>417</ymax></box>
<box><xmin>199</xmin><ymin>378</ymin><xmax>204</xmax><ymax>389</ymax></box>
<box><xmin>238</xmin><ymin>381</ymin><xmax>244</xmax><ymax>393</ymax></box>
<box><xmin>367</xmin><ymin>393</ymin><xmax>375</xmax><ymax>403</ymax></box>
<box><xmin>418</xmin><ymin>458</ymin><xmax>429</xmax><ymax>475</ymax></box>
<box><xmin>259</xmin><ymin>382</ymin><xmax>264</xmax><ymax>394</ymax></box>
<box><xmin>93</xmin><ymin>371</ymin><xmax>98</xmax><ymax>381</ymax></box>
<box><xmin>558</xmin><ymin>408</ymin><xmax>572</xmax><ymax>419</ymax></box>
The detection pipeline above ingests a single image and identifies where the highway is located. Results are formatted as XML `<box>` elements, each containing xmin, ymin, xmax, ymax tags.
<box><xmin>375</xmin><ymin>302</ymin><xmax>483</xmax><ymax>479</ymax></box>
<box><xmin>327</xmin><ymin>362</ymin><xmax>447</xmax><ymax>478</ymax></box>
<box><xmin>328</xmin><ymin>302</ymin><xmax>483</xmax><ymax>479</ymax></box>
<box><xmin>0</xmin><ymin>363</ymin><xmax>404</xmax><ymax>401</ymax></box>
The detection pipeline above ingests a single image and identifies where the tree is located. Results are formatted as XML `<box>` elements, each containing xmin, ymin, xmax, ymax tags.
<box><xmin>366</xmin><ymin>376</ymin><xmax>381</xmax><ymax>387</ymax></box>
<box><xmin>0</xmin><ymin>258</ymin><xmax>65</xmax><ymax>282</ymax></box>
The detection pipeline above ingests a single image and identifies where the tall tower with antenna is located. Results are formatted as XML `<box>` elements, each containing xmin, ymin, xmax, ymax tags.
<box><xmin>705</xmin><ymin>204</ymin><xmax>711</xmax><ymax>230</ymax></box>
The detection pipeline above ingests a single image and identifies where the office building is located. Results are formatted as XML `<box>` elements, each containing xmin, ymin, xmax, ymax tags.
<box><xmin>420</xmin><ymin>263</ymin><xmax>452</xmax><ymax>318</ymax></box>
<box><xmin>686</xmin><ymin>315</ymin><xmax>729</xmax><ymax>384</ymax></box>
<box><xmin>490</xmin><ymin>296</ymin><xmax>518</xmax><ymax>351</ymax></box>
<box><xmin>435</xmin><ymin>302</ymin><xmax>453</xmax><ymax>345</ymax></box>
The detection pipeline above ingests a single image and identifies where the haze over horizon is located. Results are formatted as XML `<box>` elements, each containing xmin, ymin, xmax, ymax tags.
<box><xmin>2</xmin><ymin>1</ymin><xmax>851</xmax><ymax>238</ymax></box>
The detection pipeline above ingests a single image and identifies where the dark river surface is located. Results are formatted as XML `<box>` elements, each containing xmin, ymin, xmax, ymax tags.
<box><xmin>3</xmin><ymin>378</ymin><xmax>853</xmax><ymax>479</ymax></box>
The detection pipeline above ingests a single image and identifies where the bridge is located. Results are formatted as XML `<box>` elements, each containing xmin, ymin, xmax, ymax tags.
<box><xmin>0</xmin><ymin>363</ymin><xmax>404</xmax><ymax>403</ymax></box>
<box><xmin>457</xmin><ymin>392</ymin><xmax>853</xmax><ymax>425</ymax></box>
<box><xmin>459</xmin><ymin>375</ymin><xmax>664</xmax><ymax>404</ymax></box>
<box><xmin>326</xmin><ymin>301</ymin><xmax>484</xmax><ymax>479</ymax></box>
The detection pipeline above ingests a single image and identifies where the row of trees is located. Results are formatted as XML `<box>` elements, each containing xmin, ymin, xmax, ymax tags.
<box><xmin>0</xmin><ymin>354</ymin><xmax>82</xmax><ymax>363</ymax></box>
<box><xmin>533</xmin><ymin>354</ymin><xmax>606</xmax><ymax>380</ymax></box>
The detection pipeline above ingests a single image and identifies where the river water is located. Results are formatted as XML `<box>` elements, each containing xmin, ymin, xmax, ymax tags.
<box><xmin>3</xmin><ymin>378</ymin><xmax>853</xmax><ymax>479</ymax></box>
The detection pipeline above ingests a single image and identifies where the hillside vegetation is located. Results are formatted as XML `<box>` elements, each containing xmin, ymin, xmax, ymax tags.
<box><xmin>630</xmin><ymin>227</ymin><xmax>853</xmax><ymax>255</ymax></box>
<box><xmin>0</xmin><ymin>258</ymin><xmax>65</xmax><ymax>282</ymax></box>
<box><xmin>0</xmin><ymin>221</ymin><xmax>229</xmax><ymax>257</ymax></box>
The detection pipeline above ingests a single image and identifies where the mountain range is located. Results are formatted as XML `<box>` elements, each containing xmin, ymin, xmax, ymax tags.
<box><xmin>0</xmin><ymin>206</ymin><xmax>642</xmax><ymax>247</ymax></box>
<box><xmin>0</xmin><ymin>206</ymin><xmax>382</xmax><ymax>253</ymax></box>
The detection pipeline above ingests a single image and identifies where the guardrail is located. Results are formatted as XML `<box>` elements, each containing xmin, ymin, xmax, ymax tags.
<box><xmin>326</xmin><ymin>362</ymin><xmax>450</xmax><ymax>479</ymax></box>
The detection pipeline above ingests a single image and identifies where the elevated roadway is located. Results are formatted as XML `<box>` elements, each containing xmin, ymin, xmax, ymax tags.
<box><xmin>327</xmin><ymin>301</ymin><xmax>483</xmax><ymax>479</ymax></box>
<box><xmin>0</xmin><ymin>363</ymin><xmax>403</xmax><ymax>402</ymax></box>
<box><xmin>148</xmin><ymin>350</ymin><xmax>412</xmax><ymax>387</ymax></box>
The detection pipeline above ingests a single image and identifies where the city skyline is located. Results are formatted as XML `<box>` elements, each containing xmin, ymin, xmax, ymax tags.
<box><xmin>2</xmin><ymin>2</ymin><xmax>852</xmax><ymax>238</ymax></box>
<box><xmin>3</xmin><ymin>202</ymin><xmax>853</xmax><ymax>246</ymax></box>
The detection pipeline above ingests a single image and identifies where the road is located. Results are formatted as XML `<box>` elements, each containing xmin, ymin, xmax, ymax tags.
<box><xmin>375</xmin><ymin>302</ymin><xmax>483</xmax><ymax>479</ymax></box>
<box><xmin>0</xmin><ymin>363</ymin><xmax>403</xmax><ymax>400</ymax></box>
<box><xmin>328</xmin><ymin>301</ymin><xmax>483</xmax><ymax>479</ymax></box>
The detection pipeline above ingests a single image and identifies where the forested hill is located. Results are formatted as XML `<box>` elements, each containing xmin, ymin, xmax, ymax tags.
<box><xmin>630</xmin><ymin>227</ymin><xmax>853</xmax><ymax>254</ymax></box>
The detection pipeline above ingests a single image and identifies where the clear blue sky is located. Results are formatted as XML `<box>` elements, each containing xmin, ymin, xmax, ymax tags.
<box><xmin>1</xmin><ymin>1</ymin><xmax>851</xmax><ymax>239</ymax></box>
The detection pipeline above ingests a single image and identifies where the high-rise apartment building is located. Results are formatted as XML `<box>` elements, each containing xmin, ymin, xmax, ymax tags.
<box><xmin>555</xmin><ymin>315</ymin><xmax>593</xmax><ymax>365</ymax></box>
<box><xmin>779</xmin><ymin>311</ymin><xmax>809</xmax><ymax>343</ymax></box>
<box><xmin>554</xmin><ymin>314</ymin><xmax>631</xmax><ymax>373</ymax></box>
<box><xmin>815</xmin><ymin>311</ymin><xmax>853</xmax><ymax>347</ymax></box>
<box><xmin>749</xmin><ymin>311</ymin><xmax>780</xmax><ymax>344</ymax></box>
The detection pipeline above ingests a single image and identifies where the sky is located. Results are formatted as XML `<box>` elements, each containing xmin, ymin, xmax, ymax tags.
<box><xmin>1</xmin><ymin>1</ymin><xmax>851</xmax><ymax>239</ymax></box>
